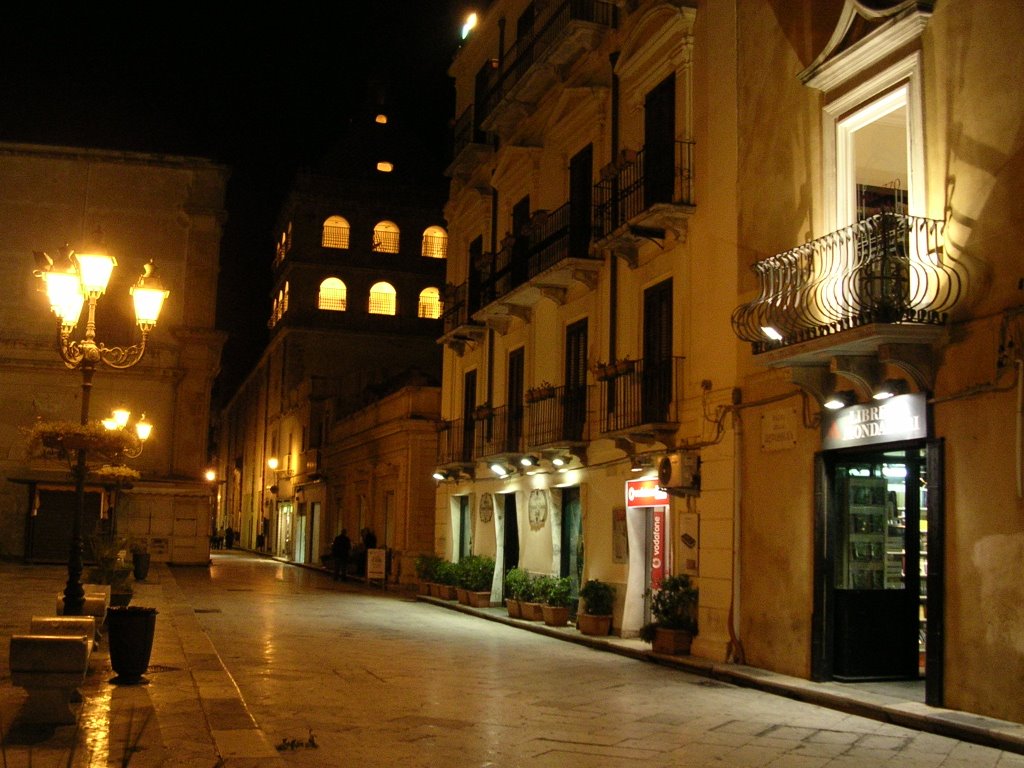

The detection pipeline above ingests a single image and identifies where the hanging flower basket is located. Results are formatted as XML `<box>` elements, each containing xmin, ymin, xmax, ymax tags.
<box><xmin>26</xmin><ymin>420</ymin><xmax>140</xmax><ymax>458</ymax></box>
<box><xmin>525</xmin><ymin>383</ymin><xmax>556</xmax><ymax>403</ymax></box>
<box><xmin>93</xmin><ymin>464</ymin><xmax>141</xmax><ymax>483</ymax></box>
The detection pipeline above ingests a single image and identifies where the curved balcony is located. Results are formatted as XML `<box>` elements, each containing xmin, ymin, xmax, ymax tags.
<box><xmin>732</xmin><ymin>214</ymin><xmax>967</xmax><ymax>360</ymax></box>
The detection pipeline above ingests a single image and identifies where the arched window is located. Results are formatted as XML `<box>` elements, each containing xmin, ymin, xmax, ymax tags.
<box><xmin>417</xmin><ymin>287</ymin><xmax>442</xmax><ymax>318</ymax></box>
<box><xmin>368</xmin><ymin>281</ymin><xmax>397</xmax><ymax>315</ymax></box>
<box><xmin>372</xmin><ymin>221</ymin><xmax>400</xmax><ymax>254</ymax></box>
<box><xmin>322</xmin><ymin>216</ymin><xmax>350</xmax><ymax>249</ymax></box>
<box><xmin>421</xmin><ymin>226</ymin><xmax>448</xmax><ymax>258</ymax></box>
<box><xmin>282</xmin><ymin>281</ymin><xmax>289</xmax><ymax>314</ymax></box>
<box><xmin>318</xmin><ymin>278</ymin><xmax>347</xmax><ymax>311</ymax></box>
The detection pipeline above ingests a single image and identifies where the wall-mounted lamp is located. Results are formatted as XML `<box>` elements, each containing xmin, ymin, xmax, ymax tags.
<box><xmin>761</xmin><ymin>325</ymin><xmax>784</xmax><ymax>341</ymax></box>
<box><xmin>490</xmin><ymin>462</ymin><xmax>511</xmax><ymax>477</ymax></box>
<box><xmin>519</xmin><ymin>455</ymin><xmax>538</xmax><ymax>467</ymax></box>
<box><xmin>823</xmin><ymin>390</ymin><xmax>857</xmax><ymax>410</ymax></box>
<box><xmin>873</xmin><ymin>378</ymin><xmax>910</xmax><ymax>401</ymax></box>
<box><xmin>267</xmin><ymin>457</ymin><xmax>279</xmax><ymax>471</ymax></box>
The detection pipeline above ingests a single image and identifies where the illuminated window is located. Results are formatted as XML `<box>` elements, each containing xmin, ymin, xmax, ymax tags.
<box><xmin>318</xmin><ymin>278</ymin><xmax>347</xmax><ymax>311</ymax></box>
<box><xmin>369</xmin><ymin>282</ymin><xmax>397</xmax><ymax>315</ymax></box>
<box><xmin>282</xmin><ymin>281</ymin><xmax>289</xmax><ymax>314</ymax></box>
<box><xmin>418</xmin><ymin>287</ymin><xmax>442</xmax><ymax>318</ymax></box>
<box><xmin>372</xmin><ymin>221</ymin><xmax>400</xmax><ymax>253</ymax></box>
<box><xmin>376</xmin><ymin>161</ymin><xmax>394</xmax><ymax>173</ymax></box>
<box><xmin>322</xmin><ymin>216</ymin><xmax>350</xmax><ymax>249</ymax></box>
<box><xmin>375</xmin><ymin>114</ymin><xmax>388</xmax><ymax>124</ymax></box>
<box><xmin>421</xmin><ymin>226</ymin><xmax>448</xmax><ymax>258</ymax></box>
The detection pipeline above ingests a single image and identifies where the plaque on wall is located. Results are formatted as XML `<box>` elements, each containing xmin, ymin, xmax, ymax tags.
<box><xmin>528</xmin><ymin>489</ymin><xmax>548</xmax><ymax>529</ymax></box>
<box><xmin>479</xmin><ymin>492</ymin><xmax>493</xmax><ymax>523</ymax></box>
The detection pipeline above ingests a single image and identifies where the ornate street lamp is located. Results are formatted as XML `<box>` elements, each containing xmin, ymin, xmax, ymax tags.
<box><xmin>34</xmin><ymin>242</ymin><xmax>168</xmax><ymax>616</ymax></box>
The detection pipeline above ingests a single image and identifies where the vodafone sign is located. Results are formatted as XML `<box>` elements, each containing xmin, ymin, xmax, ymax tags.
<box><xmin>625</xmin><ymin>479</ymin><xmax>669</xmax><ymax>509</ymax></box>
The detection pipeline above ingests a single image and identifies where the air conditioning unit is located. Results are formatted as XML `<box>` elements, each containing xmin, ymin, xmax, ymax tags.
<box><xmin>657</xmin><ymin>451</ymin><xmax>701</xmax><ymax>496</ymax></box>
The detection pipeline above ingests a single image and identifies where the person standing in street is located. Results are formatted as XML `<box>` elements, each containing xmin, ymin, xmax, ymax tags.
<box><xmin>332</xmin><ymin>529</ymin><xmax>351</xmax><ymax>581</ymax></box>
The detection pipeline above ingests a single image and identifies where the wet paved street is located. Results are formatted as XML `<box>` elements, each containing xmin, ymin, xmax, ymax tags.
<box><xmin>173</xmin><ymin>552</ymin><xmax>1023</xmax><ymax>768</ymax></box>
<box><xmin>2</xmin><ymin>551</ymin><xmax>1023</xmax><ymax>767</ymax></box>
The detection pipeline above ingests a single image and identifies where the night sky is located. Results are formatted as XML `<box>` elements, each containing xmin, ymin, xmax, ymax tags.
<box><xmin>1</xmin><ymin>4</ymin><xmax>470</xmax><ymax>400</ymax></box>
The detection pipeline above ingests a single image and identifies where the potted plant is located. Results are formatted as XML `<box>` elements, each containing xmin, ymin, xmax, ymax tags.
<box><xmin>577</xmin><ymin>579</ymin><xmax>615</xmax><ymax>636</ymax></box>
<box><xmin>458</xmin><ymin>555</ymin><xmax>495</xmax><ymax>607</ymax></box>
<box><xmin>432</xmin><ymin>560</ymin><xmax>459</xmax><ymax>600</ymax></box>
<box><xmin>85</xmin><ymin>535</ymin><xmax>133</xmax><ymax>607</ymax></box>
<box><xmin>521</xmin><ymin>574</ymin><xmax>550</xmax><ymax>621</ymax></box>
<box><xmin>639</xmin><ymin>574</ymin><xmax>698</xmax><ymax>655</ymax></box>
<box><xmin>542</xmin><ymin>576</ymin><xmax>574</xmax><ymax>627</ymax></box>
<box><xmin>504</xmin><ymin>567</ymin><xmax>531</xmax><ymax>618</ymax></box>
<box><xmin>130</xmin><ymin>538</ymin><xmax>151</xmax><ymax>581</ymax></box>
<box><xmin>414</xmin><ymin>554</ymin><xmax>442</xmax><ymax>596</ymax></box>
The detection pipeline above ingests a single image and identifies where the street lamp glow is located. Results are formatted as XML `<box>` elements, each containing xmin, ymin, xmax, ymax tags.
<box><xmin>130</xmin><ymin>261</ymin><xmax>169</xmax><ymax>330</ymax></box>
<box><xmin>135</xmin><ymin>413</ymin><xmax>153</xmax><ymax>442</ymax></box>
<box><xmin>461</xmin><ymin>12</ymin><xmax>478</xmax><ymax>39</ymax></box>
<box><xmin>205</xmin><ymin>469</ymin><xmax>217</xmax><ymax>482</ymax></box>
<box><xmin>267</xmin><ymin>457</ymin><xmax>279</xmax><ymax>471</ymax></box>
<box><xmin>72</xmin><ymin>249</ymin><xmax>116</xmax><ymax>295</ymax></box>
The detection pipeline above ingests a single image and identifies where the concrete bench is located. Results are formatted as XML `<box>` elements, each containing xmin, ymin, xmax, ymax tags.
<box><xmin>9</xmin><ymin>634</ymin><xmax>91</xmax><ymax>724</ymax></box>
<box><xmin>31</xmin><ymin>615</ymin><xmax>98</xmax><ymax>652</ymax></box>
<box><xmin>55</xmin><ymin>586</ymin><xmax>110</xmax><ymax>626</ymax></box>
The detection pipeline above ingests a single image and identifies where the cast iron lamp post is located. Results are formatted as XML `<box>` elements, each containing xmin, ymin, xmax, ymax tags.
<box><xmin>34</xmin><ymin>243</ymin><xmax>168</xmax><ymax>615</ymax></box>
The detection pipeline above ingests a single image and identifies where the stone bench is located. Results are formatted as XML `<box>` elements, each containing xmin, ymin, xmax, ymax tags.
<box><xmin>55</xmin><ymin>586</ymin><xmax>110</xmax><ymax>627</ymax></box>
<box><xmin>9</xmin><ymin>634</ymin><xmax>92</xmax><ymax>724</ymax></box>
<box><xmin>31</xmin><ymin>615</ymin><xmax>98</xmax><ymax>652</ymax></box>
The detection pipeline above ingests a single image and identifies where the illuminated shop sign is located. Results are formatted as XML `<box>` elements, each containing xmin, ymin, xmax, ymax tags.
<box><xmin>822</xmin><ymin>392</ymin><xmax>928</xmax><ymax>450</ymax></box>
<box><xmin>625</xmin><ymin>478</ymin><xmax>669</xmax><ymax>509</ymax></box>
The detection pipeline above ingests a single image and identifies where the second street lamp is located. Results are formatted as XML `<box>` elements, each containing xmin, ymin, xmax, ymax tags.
<box><xmin>34</xmin><ymin>241</ymin><xmax>169</xmax><ymax>616</ymax></box>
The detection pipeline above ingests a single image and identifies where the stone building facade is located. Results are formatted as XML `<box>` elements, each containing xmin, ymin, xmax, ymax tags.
<box><xmin>0</xmin><ymin>142</ymin><xmax>228</xmax><ymax>565</ymax></box>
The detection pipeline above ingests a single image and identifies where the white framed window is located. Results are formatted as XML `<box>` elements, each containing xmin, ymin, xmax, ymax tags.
<box><xmin>322</xmin><ymin>216</ymin><xmax>350</xmax><ymax>249</ymax></box>
<box><xmin>417</xmin><ymin>287</ymin><xmax>442</xmax><ymax>318</ymax></box>
<box><xmin>369</xmin><ymin>281</ymin><xmax>397</xmax><ymax>315</ymax></box>
<box><xmin>372</xmin><ymin>221</ymin><xmax>400</xmax><ymax>254</ymax></box>
<box><xmin>318</xmin><ymin>278</ymin><xmax>347</xmax><ymax>311</ymax></box>
<box><xmin>421</xmin><ymin>226</ymin><xmax>448</xmax><ymax>258</ymax></box>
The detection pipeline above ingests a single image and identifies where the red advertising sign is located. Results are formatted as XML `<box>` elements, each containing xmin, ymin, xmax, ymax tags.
<box><xmin>651</xmin><ymin>507</ymin><xmax>666</xmax><ymax>590</ymax></box>
<box><xmin>625</xmin><ymin>479</ymin><xmax>669</xmax><ymax>509</ymax></box>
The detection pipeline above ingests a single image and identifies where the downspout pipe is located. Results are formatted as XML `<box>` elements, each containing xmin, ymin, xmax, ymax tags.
<box><xmin>609</xmin><ymin>51</ymin><xmax>620</xmax><ymax>366</ymax></box>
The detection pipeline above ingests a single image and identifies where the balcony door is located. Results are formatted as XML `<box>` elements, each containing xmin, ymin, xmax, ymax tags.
<box><xmin>564</xmin><ymin>319</ymin><xmax>588</xmax><ymax>441</ymax></box>
<box><xmin>507</xmin><ymin>348</ymin><xmax>524</xmax><ymax>453</ymax></box>
<box><xmin>642</xmin><ymin>279</ymin><xmax>673</xmax><ymax>424</ymax></box>
<box><xmin>644</xmin><ymin>74</ymin><xmax>675</xmax><ymax>207</ymax></box>
<box><xmin>462</xmin><ymin>369</ymin><xmax>477</xmax><ymax>462</ymax></box>
<box><xmin>569</xmin><ymin>144</ymin><xmax>593</xmax><ymax>258</ymax></box>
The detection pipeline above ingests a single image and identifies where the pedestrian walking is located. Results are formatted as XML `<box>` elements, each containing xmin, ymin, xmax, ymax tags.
<box><xmin>332</xmin><ymin>529</ymin><xmax>351</xmax><ymax>581</ymax></box>
<box><xmin>225</xmin><ymin>526</ymin><xmax>235</xmax><ymax>549</ymax></box>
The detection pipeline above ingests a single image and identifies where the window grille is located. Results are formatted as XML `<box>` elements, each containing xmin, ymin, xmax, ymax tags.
<box><xmin>369</xmin><ymin>282</ymin><xmax>397</xmax><ymax>315</ymax></box>
<box><xmin>318</xmin><ymin>278</ymin><xmax>347</xmax><ymax>311</ymax></box>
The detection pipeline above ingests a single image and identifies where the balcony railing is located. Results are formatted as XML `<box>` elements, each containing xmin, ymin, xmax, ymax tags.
<box><xmin>525</xmin><ymin>384</ymin><xmax>588</xmax><ymax>447</ymax></box>
<box><xmin>480</xmin><ymin>0</ymin><xmax>617</xmax><ymax>126</ymax></box>
<box><xmin>473</xmin><ymin>405</ymin><xmax>524</xmax><ymax>459</ymax></box>
<box><xmin>593</xmin><ymin>141</ymin><xmax>695</xmax><ymax>239</ymax></box>
<box><xmin>731</xmin><ymin>214</ymin><xmax>965</xmax><ymax>354</ymax></box>
<box><xmin>438</xmin><ymin>418</ymin><xmax>475</xmax><ymax>465</ymax></box>
<box><xmin>476</xmin><ymin>201</ymin><xmax>598</xmax><ymax>309</ymax></box>
<box><xmin>599</xmin><ymin>357</ymin><xmax>684</xmax><ymax>435</ymax></box>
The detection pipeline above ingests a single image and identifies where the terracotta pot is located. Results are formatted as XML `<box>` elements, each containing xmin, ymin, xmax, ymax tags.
<box><xmin>577</xmin><ymin>613</ymin><xmax>612</xmax><ymax>636</ymax></box>
<box><xmin>456</xmin><ymin>587</ymin><xmax>471</xmax><ymax>605</ymax></box>
<box><xmin>506</xmin><ymin>598</ymin><xmax>522</xmax><ymax>618</ymax></box>
<box><xmin>468</xmin><ymin>591</ymin><xmax>492</xmax><ymax>608</ymax></box>
<box><xmin>652</xmin><ymin>627</ymin><xmax>693</xmax><ymax>655</ymax></box>
<box><xmin>521</xmin><ymin>601</ymin><xmax>545</xmax><ymax>621</ymax></box>
<box><xmin>542</xmin><ymin>605</ymin><xmax>570</xmax><ymax>627</ymax></box>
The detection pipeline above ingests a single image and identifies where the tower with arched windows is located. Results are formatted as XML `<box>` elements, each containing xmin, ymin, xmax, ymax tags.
<box><xmin>217</xmin><ymin>101</ymin><xmax>449</xmax><ymax>587</ymax></box>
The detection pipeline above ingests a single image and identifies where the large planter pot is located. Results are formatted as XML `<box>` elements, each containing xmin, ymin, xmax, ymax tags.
<box><xmin>505</xmin><ymin>598</ymin><xmax>522</xmax><ymax>618</ymax></box>
<box><xmin>456</xmin><ymin>587</ymin><xmax>471</xmax><ymax>605</ymax></box>
<box><xmin>468</xmin><ymin>591</ymin><xmax>492</xmax><ymax>608</ymax></box>
<box><xmin>438</xmin><ymin>584</ymin><xmax>458</xmax><ymax>601</ymax></box>
<box><xmin>132</xmin><ymin>552</ymin><xmax>151</xmax><ymax>581</ymax></box>
<box><xmin>652</xmin><ymin>627</ymin><xmax>693</xmax><ymax>656</ymax></box>
<box><xmin>521</xmin><ymin>601</ymin><xmax>545</xmax><ymax>621</ymax></box>
<box><xmin>577</xmin><ymin>613</ymin><xmax>613</xmax><ymax>637</ymax></box>
<box><xmin>107</xmin><ymin>606</ymin><xmax>158</xmax><ymax>684</ymax></box>
<box><xmin>542</xmin><ymin>605</ymin><xmax>571</xmax><ymax>627</ymax></box>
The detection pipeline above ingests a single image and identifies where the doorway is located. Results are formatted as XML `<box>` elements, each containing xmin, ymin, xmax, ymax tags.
<box><xmin>560</xmin><ymin>488</ymin><xmax>583</xmax><ymax>613</ymax></box>
<box><xmin>814</xmin><ymin>442</ymin><xmax>942</xmax><ymax>700</ymax></box>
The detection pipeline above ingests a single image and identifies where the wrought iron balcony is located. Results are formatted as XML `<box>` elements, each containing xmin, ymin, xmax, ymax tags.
<box><xmin>598</xmin><ymin>357</ymin><xmax>684</xmax><ymax>439</ymax></box>
<box><xmin>473</xmin><ymin>202</ymin><xmax>601</xmax><ymax>329</ymax></box>
<box><xmin>446</xmin><ymin>104</ymin><xmax>494</xmax><ymax>179</ymax></box>
<box><xmin>525</xmin><ymin>383</ymin><xmax>589</xmax><ymax>448</ymax></box>
<box><xmin>437</xmin><ymin>418</ymin><xmax>476</xmax><ymax>466</ymax></box>
<box><xmin>473</xmin><ymin>405</ymin><xmax>524</xmax><ymax>460</ymax></box>
<box><xmin>479</xmin><ymin>0</ymin><xmax>618</xmax><ymax>134</ymax></box>
<box><xmin>439</xmin><ymin>281</ymin><xmax>486</xmax><ymax>353</ymax></box>
<box><xmin>731</xmin><ymin>214</ymin><xmax>965</xmax><ymax>357</ymax></box>
<box><xmin>593</xmin><ymin>141</ymin><xmax>695</xmax><ymax>263</ymax></box>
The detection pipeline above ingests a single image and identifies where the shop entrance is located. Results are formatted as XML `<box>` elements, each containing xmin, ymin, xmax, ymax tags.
<box><xmin>814</xmin><ymin>442</ymin><xmax>943</xmax><ymax>699</ymax></box>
